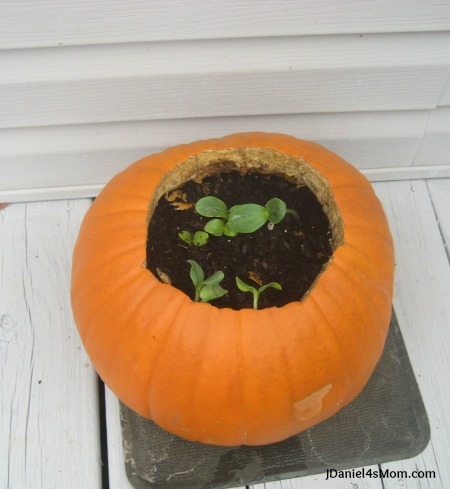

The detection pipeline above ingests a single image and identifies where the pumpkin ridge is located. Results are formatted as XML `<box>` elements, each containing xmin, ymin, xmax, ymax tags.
<box><xmin>345</xmin><ymin>259</ymin><xmax>391</xmax><ymax>300</ymax></box>
<box><xmin>72</xmin><ymin>244</ymin><xmax>145</xmax><ymax>296</ymax></box>
<box><xmin>236</xmin><ymin>312</ymin><xmax>249</xmax><ymax>445</ymax></box>
<box><xmin>352</xmin><ymin>267</ymin><xmax>392</xmax><ymax>329</ymax></box>
<box><xmin>266</xmin><ymin>308</ymin><xmax>297</xmax><ymax>414</ymax></box>
<box><xmin>81</xmin><ymin>269</ymin><xmax>150</xmax><ymax>346</ymax></box>
<box><xmin>342</xmin><ymin>242</ymin><xmax>393</xmax><ymax>286</ymax></box>
<box><xmin>89</xmin><ymin>209</ymin><xmax>149</xmax><ymax>218</ymax></box>
<box><xmin>331</xmin><ymin>260</ymin><xmax>387</xmax><ymax>340</ymax></box>
<box><xmin>104</xmin><ymin>288</ymin><xmax>174</xmax><ymax>388</ymax></box>
<box><xmin>344</xmin><ymin>239</ymin><xmax>389</xmax><ymax>261</ymax></box>
<box><xmin>181</xmin><ymin>305</ymin><xmax>214</xmax><ymax>435</ymax></box>
<box><xmin>344</xmin><ymin>224</ymin><xmax>393</xmax><ymax>246</ymax></box>
<box><xmin>308</xmin><ymin>295</ymin><xmax>356</xmax><ymax>386</ymax></box>
<box><xmin>147</xmin><ymin>300</ymin><xmax>196</xmax><ymax>421</ymax></box>
<box><xmin>345</xmin><ymin>232</ymin><xmax>392</xmax><ymax>263</ymax></box>
<box><xmin>85</xmin><ymin>210</ymin><xmax>149</xmax><ymax>226</ymax></box>
<box><xmin>329</xmin><ymin>183</ymin><xmax>373</xmax><ymax>192</ymax></box>
<box><xmin>337</xmin><ymin>257</ymin><xmax>391</xmax><ymax>308</ymax></box>
<box><xmin>333</xmin><ymin>250</ymin><xmax>388</xmax><ymax>297</ymax></box>
<box><xmin>84</xmin><ymin>218</ymin><xmax>148</xmax><ymax>234</ymax></box>
<box><xmin>344</xmin><ymin>242</ymin><xmax>394</xmax><ymax>294</ymax></box>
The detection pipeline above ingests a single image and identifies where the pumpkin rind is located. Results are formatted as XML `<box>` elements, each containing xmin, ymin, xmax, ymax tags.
<box><xmin>71</xmin><ymin>132</ymin><xmax>394</xmax><ymax>446</ymax></box>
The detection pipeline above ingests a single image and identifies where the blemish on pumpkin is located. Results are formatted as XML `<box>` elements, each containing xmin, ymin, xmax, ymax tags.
<box><xmin>293</xmin><ymin>384</ymin><xmax>332</xmax><ymax>421</ymax></box>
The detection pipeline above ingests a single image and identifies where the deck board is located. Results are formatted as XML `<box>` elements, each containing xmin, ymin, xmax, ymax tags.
<box><xmin>105</xmin><ymin>386</ymin><xmax>135</xmax><ymax>489</ymax></box>
<box><xmin>372</xmin><ymin>181</ymin><xmax>450</xmax><ymax>488</ymax></box>
<box><xmin>427</xmin><ymin>178</ymin><xmax>450</xmax><ymax>260</ymax></box>
<box><xmin>0</xmin><ymin>200</ymin><xmax>102</xmax><ymax>489</ymax></box>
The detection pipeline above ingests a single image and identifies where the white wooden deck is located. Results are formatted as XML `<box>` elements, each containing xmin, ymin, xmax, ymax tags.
<box><xmin>1</xmin><ymin>178</ymin><xmax>449</xmax><ymax>489</ymax></box>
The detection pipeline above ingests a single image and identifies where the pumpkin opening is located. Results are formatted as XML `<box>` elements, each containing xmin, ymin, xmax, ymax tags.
<box><xmin>146</xmin><ymin>147</ymin><xmax>344</xmax><ymax>309</ymax></box>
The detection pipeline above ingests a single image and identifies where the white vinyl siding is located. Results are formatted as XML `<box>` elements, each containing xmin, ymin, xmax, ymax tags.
<box><xmin>1</xmin><ymin>1</ymin><xmax>450</xmax><ymax>202</ymax></box>
<box><xmin>2</xmin><ymin>0</ymin><xmax>449</xmax><ymax>48</ymax></box>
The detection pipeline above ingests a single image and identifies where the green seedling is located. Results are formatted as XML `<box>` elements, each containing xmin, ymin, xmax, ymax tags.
<box><xmin>228</xmin><ymin>197</ymin><xmax>286</xmax><ymax>233</ymax></box>
<box><xmin>178</xmin><ymin>230</ymin><xmax>209</xmax><ymax>247</ymax></box>
<box><xmin>187</xmin><ymin>260</ymin><xmax>227</xmax><ymax>303</ymax></box>
<box><xmin>204</xmin><ymin>218</ymin><xmax>238</xmax><ymax>237</ymax></box>
<box><xmin>195</xmin><ymin>196</ymin><xmax>228</xmax><ymax>219</ymax></box>
<box><xmin>236</xmin><ymin>277</ymin><xmax>282</xmax><ymax>310</ymax></box>
<box><xmin>204</xmin><ymin>218</ymin><xmax>225</xmax><ymax>236</ymax></box>
<box><xmin>196</xmin><ymin>196</ymin><xmax>296</xmax><ymax>235</ymax></box>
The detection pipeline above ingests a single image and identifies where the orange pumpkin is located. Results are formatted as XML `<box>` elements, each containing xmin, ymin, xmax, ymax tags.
<box><xmin>71</xmin><ymin>132</ymin><xmax>394</xmax><ymax>446</ymax></box>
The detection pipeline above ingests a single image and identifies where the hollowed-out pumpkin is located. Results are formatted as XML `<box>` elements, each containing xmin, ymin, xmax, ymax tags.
<box><xmin>71</xmin><ymin>132</ymin><xmax>394</xmax><ymax>446</ymax></box>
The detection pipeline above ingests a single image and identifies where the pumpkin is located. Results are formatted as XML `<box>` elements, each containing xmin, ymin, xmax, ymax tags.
<box><xmin>71</xmin><ymin>132</ymin><xmax>394</xmax><ymax>446</ymax></box>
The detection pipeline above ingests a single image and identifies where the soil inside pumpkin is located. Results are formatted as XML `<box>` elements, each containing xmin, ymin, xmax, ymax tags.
<box><xmin>146</xmin><ymin>171</ymin><xmax>334</xmax><ymax>310</ymax></box>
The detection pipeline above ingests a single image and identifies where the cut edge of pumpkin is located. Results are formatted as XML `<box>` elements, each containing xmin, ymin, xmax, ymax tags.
<box><xmin>145</xmin><ymin>147</ymin><xmax>345</xmax><ymax>304</ymax></box>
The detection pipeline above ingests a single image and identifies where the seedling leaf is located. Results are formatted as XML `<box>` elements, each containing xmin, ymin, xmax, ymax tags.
<box><xmin>178</xmin><ymin>231</ymin><xmax>192</xmax><ymax>245</ymax></box>
<box><xmin>259</xmin><ymin>282</ymin><xmax>282</xmax><ymax>294</ymax></box>
<box><xmin>196</xmin><ymin>196</ymin><xmax>228</xmax><ymax>218</ymax></box>
<box><xmin>236</xmin><ymin>277</ymin><xmax>282</xmax><ymax>309</ymax></box>
<box><xmin>228</xmin><ymin>204</ymin><xmax>269</xmax><ymax>233</ymax></box>
<box><xmin>200</xmin><ymin>283</ymin><xmax>228</xmax><ymax>302</ymax></box>
<box><xmin>187</xmin><ymin>260</ymin><xmax>204</xmax><ymax>288</ymax></box>
<box><xmin>192</xmin><ymin>231</ymin><xmax>209</xmax><ymax>246</ymax></box>
<box><xmin>201</xmin><ymin>270</ymin><xmax>225</xmax><ymax>286</ymax></box>
<box><xmin>204</xmin><ymin>218</ymin><xmax>225</xmax><ymax>236</ymax></box>
<box><xmin>223</xmin><ymin>222</ymin><xmax>238</xmax><ymax>237</ymax></box>
<box><xmin>266</xmin><ymin>198</ymin><xmax>287</xmax><ymax>224</ymax></box>
<box><xmin>236</xmin><ymin>276</ymin><xmax>257</xmax><ymax>294</ymax></box>
<box><xmin>187</xmin><ymin>261</ymin><xmax>227</xmax><ymax>303</ymax></box>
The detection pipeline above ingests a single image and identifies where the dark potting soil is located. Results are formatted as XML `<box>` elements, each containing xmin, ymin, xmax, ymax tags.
<box><xmin>146</xmin><ymin>171</ymin><xmax>334</xmax><ymax>310</ymax></box>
